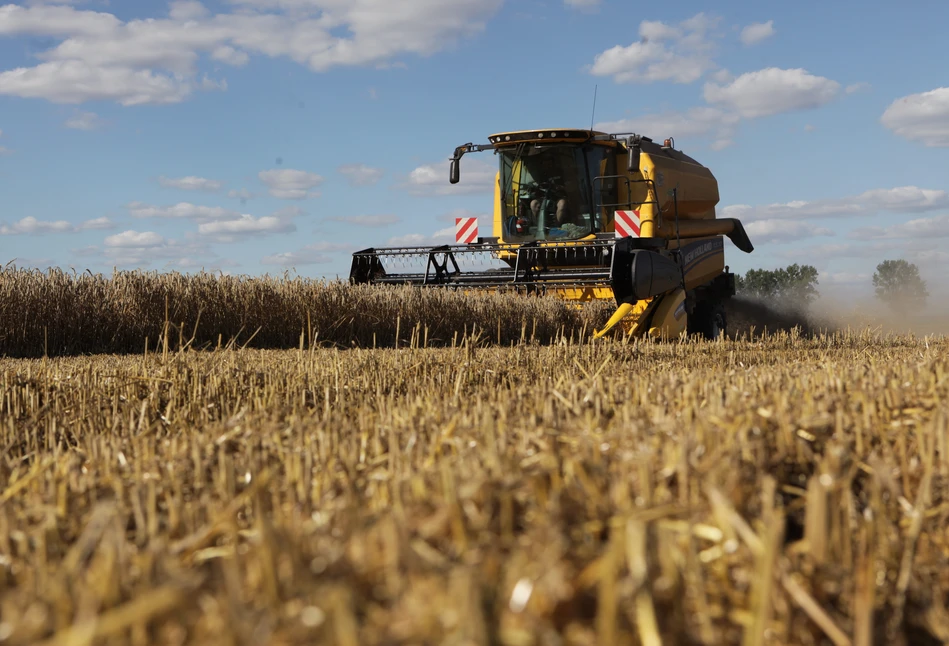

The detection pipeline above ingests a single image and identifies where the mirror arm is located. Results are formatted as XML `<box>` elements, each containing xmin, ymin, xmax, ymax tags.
<box><xmin>449</xmin><ymin>142</ymin><xmax>494</xmax><ymax>185</ymax></box>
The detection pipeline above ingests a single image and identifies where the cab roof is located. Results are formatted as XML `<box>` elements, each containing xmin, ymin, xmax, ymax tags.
<box><xmin>485</xmin><ymin>128</ymin><xmax>660</xmax><ymax>148</ymax></box>
<box><xmin>487</xmin><ymin>129</ymin><xmax>607</xmax><ymax>145</ymax></box>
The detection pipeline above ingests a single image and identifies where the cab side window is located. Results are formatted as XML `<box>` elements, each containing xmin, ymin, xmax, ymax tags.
<box><xmin>593</xmin><ymin>150</ymin><xmax>617</xmax><ymax>232</ymax></box>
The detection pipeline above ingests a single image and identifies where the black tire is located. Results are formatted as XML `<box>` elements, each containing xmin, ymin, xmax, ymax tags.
<box><xmin>689</xmin><ymin>299</ymin><xmax>727</xmax><ymax>340</ymax></box>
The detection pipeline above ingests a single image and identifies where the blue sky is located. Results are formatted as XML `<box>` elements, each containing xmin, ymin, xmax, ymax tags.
<box><xmin>1</xmin><ymin>0</ymin><xmax>948</xmax><ymax>300</ymax></box>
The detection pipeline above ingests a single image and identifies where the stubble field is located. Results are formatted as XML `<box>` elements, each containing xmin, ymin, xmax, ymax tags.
<box><xmin>2</xmin><ymin>329</ymin><xmax>949</xmax><ymax>645</ymax></box>
<box><xmin>1</xmin><ymin>269</ymin><xmax>948</xmax><ymax>645</ymax></box>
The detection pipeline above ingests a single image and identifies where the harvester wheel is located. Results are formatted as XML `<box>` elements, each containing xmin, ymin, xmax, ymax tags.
<box><xmin>689</xmin><ymin>300</ymin><xmax>726</xmax><ymax>340</ymax></box>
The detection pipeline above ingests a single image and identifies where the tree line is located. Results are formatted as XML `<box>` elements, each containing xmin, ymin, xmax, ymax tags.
<box><xmin>733</xmin><ymin>259</ymin><xmax>930</xmax><ymax>310</ymax></box>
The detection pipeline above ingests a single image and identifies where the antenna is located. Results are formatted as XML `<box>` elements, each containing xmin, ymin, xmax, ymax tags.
<box><xmin>590</xmin><ymin>84</ymin><xmax>598</xmax><ymax>131</ymax></box>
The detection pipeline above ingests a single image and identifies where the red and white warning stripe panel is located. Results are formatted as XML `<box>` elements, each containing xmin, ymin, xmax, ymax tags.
<box><xmin>614</xmin><ymin>209</ymin><xmax>641</xmax><ymax>238</ymax></box>
<box><xmin>455</xmin><ymin>217</ymin><xmax>478</xmax><ymax>244</ymax></box>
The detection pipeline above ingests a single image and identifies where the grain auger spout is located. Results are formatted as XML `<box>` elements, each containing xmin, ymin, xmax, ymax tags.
<box><xmin>351</xmin><ymin>128</ymin><xmax>754</xmax><ymax>340</ymax></box>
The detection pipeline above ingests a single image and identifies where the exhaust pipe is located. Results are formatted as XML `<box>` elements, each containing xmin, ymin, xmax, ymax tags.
<box><xmin>653</xmin><ymin>218</ymin><xmax>754</xmax><ymax>253</ymax></box>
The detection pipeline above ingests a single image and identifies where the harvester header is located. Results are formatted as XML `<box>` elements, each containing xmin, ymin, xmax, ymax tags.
<box><xmin>351</xmin><ymin>127</ymin><xmax>754</xmax><ymax>339</ymax></box>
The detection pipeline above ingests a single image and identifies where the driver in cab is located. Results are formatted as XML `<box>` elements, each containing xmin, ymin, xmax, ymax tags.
<box><xmin>531</xmin><ymin>197</ymin><xmax>576</xmax><ymax>227</ymax></box>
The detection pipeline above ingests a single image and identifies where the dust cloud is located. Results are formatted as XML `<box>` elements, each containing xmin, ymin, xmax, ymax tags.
<box><xmin>725</xmin><ymin>294</ymin><xmax>949</xmax><ymax>339</ymax></box>
<box><xmin>725</xmin><ymin>296</ymin><xmax>834</xmax><ymax>339</ymax></box>
<box><xmin>810</xmin><ymin>296</ymin><xmax>949</xmax><ymax>338</ymax></box>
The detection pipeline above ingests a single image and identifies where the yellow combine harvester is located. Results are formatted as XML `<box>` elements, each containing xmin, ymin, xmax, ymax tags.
<box><xmin>350</xmin><ymin>128</ymin><xmax>754</xmax><ymax>339</ymax></box>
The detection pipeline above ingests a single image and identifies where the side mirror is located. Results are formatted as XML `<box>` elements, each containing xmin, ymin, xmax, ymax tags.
<box><xmin>627</xmin><ymin>139</ymin><xmax>641</xmax><ymax>173</ymax></box>
<box><xmin>449</xmin><ymin>159</ymin><xmax>460</xmax><ymax>184</ymax></box>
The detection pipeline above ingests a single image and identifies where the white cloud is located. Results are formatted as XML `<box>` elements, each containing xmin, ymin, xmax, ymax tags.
<box><xmin>904</xmin><ymin>248</ymin><xmax>949</xmax><ymax>267</ymax></box>
<box><xmin>211</xmin><ymin>45</ymin><xmax>249</xmax><ymax>66</ymax></box>
<box><xmin>881</xmin><ymin>87</ymin><xmax>949</xmax><ymax>147</ymax></box>
<box><xmin>262</xmin><ymin>250</ymin><xmax>332</xmax><ymax>266</ymax></box>
<box><xmin>80</xmin><ymin>225</ymin><xmax>220</xmax><ymax>269</ymax></box>
<box><xmin>851</xmin><ymin>214</ymin><xmax>949</xmax><ymax>240</ymax></box>
<box><xmin>402</xmin><ymin>158</ymin><xmax>496</xmax><ymax>196</ymax></box>
<box><xmin>1</xmin><ymin>217</ymin><xmax>71</xmax><ymax>235</ymax></box>
<box><xmin>168</xmin><ymin>0</ymin><xmax>209</xmax><ymax>21</ymax></box>
<box><xmin>595</xmin><ymin>66</ymin><xmax>844</xmax><ymax>148</ymax></box>
<box><xmin>64</xmin><ymin>110</ymin><xmax>103</xmax><ymax>130</ymax></box>
<box><xmin>703</xmin><ymin>67</ymin><xmax>840</xmax><ymax>118</ymax></box>
<box><xmin>723</xmin><ymin>200</ymin><xmax>862</xmax><ymax>223</ymax></box>
<box><xmin>197</xmin><ymin>214</ymin><xmax>295</xmax><ymax>241</ymax></box>
<box><xmin>845</xmin><ymin>82</ymin><xmax>870</xmax><ymax>94</ymax></box>
<box><xmin>227</xmin><ymin>188</ymin><xmax>255</xmax><ymax>201</ymax></box>
<box><xmin>0</xmin><ymin>0</ymin><xmax>504</xmax><ymax>105</ymax></box>
<box><xmin>25</xmin><ymin>0</ymin><xmax>103</xmax><ymax>5</ymax></box>
<box><xmin>722</xmin><ymin>186</ymin><xmax>949</xmax><ymax>223</ymax></box>
<box><xmin>127</xmin><ymin>201</ymin><xmax>238</xmax><ymax>221</ymax></box>
<box><xmin>198</xmin><ymin>75</ymin><xmax>227</xmax><ymax>92</ymax></box>
<box><xmin>0</xmin><ymin>4</ymin><xmax>121</xmax><ymax>38</ymax></box>
<box><xmin>564</xmin><ymin>0</ymin><xmax>599</xmax><ymax>7</ymax></box>
<box><xmin>261</xmin><ymin>241</ymin><xmax>350</xmax><ymax>266</ymax></box>
<box><xmin>80</xmin><ymin>216</ymin><xmax>113</xmax><ymax>230</ymax></box>
<box><xmin>847</xmin><ymin>226</ymin><xmax>886</xmax><ymax>241</ymax></box>
<box><xmin>338</xmin><ymin>163</ymin><xmax>384</xmax><ymax>186</ymax></box>
<box><xmin>259</xmin><ymin>168</ymin><xmax>323</xmax><ymax>199</ymax></box>
<box><xmin>847</xmin><ymin>226</ymin><xmax>887</xmax><ymax>240</ymax></box>
<box><xmin>160</xmin><ymin>256</ymin><xmax>239</xmax><ymax>271</ymax></box>
<box><xmin>740</xmin><ymin>20</ymin><xmax>774</xmax><ymax>46</ymax></box>
<box><xmin>104</xmin><ymin>230</ymin><xmax>165</xmax><ymax>247</ymax></box>
<box><xmin>772</xmin><ymin>239</ymin><xmax>949</xmax><ymax>278</ymax></box>
<box><xmin>0</xmin><ymin>215</ymin><xmax>114</xmax><ymax>235</ymax></box>
<box><xmin>0</xmin><ymin>146</ymin><xmax>11</xmax><ymax>155</ymax></box>
<box><xmin>326</xmin><ymin>214</ymin><xmax>399</xmax><ymax>227</ymax></box>
<box><xmin>0</xmin><ymin>61</ymin><xmax>193</xmax><ymax>106</ymax></box>
<box><xmin>191</xmin><ymin>205</ymin><xmax>302</xmax><ymax>242</ymax></box>
<box><xmin>773</xmin><ymin>242</ymin><xmax>890</xmax><ymax>263</ymax></box>
<box><xmin>858</xmin><ymin>186</ymin><xmax>949</xmax><ymax>211</ymax></box>
<box><xmin>710</xmin><ymin>69</ymin><xmax>733</xmax><ymax>84</ymax></box>
<box><xmin>903</xmin><ymin>213</ymin><xmax>949</xmax><ymax>237</ymax></box>
<box><xmin>157</xmin><ymin>175</ymin><xmax>224</xmax><ymax>192</ymax></box>
<box><xmin>2</xmin><ymin>255</ymin><xmax>55</xmax><ymax>269</ymax></box>
<box><xmin>597</xmin><ymin>106</ymin><xmax>739</xmax><ymax>145</ymax></box>
<box><xmin>744</xmin><ymin>219</ymin><xmax>834</xmax><ymax>244</ymax></box>
<box><xmin>387</xmin><ymin>226</ymin><xmax>454</xmax><ymax>247</ymax></box>
<box><xmin>435</xmin><ymin>207</ymin><xmax>491</xmax><ymax>224</ymax></box>
<box><xmin>589</xmin><ymin>13</ymin><xmax>720</xmax><ymax>84</ymax></box>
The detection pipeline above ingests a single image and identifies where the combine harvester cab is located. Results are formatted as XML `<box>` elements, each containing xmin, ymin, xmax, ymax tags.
<box><xmin>350</xmin><ymin>129</ymin><xmax>754</xmax><ymax>340</ymax></box>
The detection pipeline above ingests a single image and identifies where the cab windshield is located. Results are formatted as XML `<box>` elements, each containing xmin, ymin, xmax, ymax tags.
<box><xmin>499</xmin><ymin>143</ymin><xmax>612</xmax><ymax>242</ymax></box>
